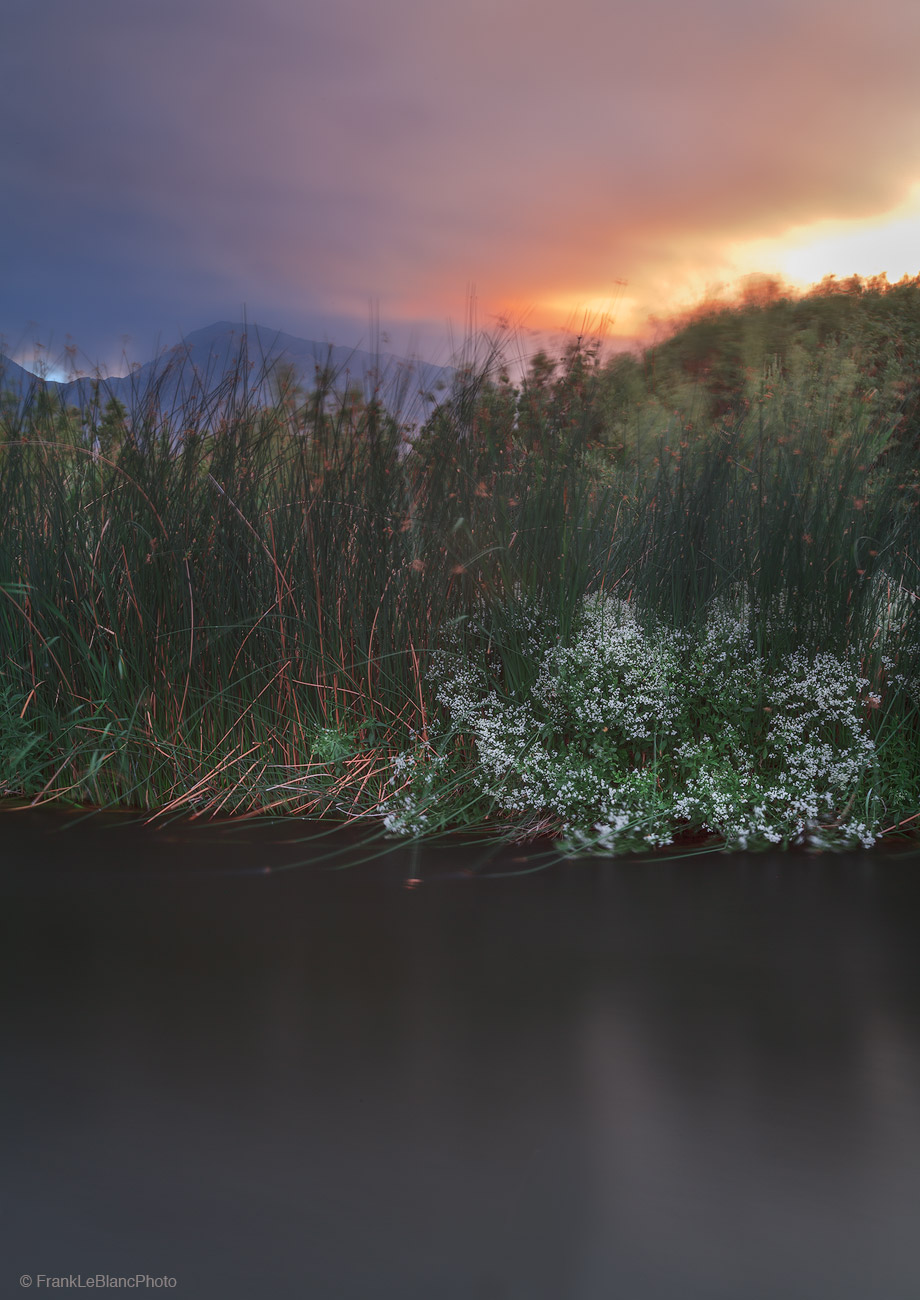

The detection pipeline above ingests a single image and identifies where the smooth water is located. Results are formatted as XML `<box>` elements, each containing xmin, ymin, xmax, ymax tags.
<box><xmin>2</xmin><ymin>805</ymin><xmax>920</xmax><ymax>1299</ymax></box>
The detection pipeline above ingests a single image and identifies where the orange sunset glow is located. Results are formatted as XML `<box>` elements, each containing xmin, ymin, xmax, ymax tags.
<box><xmin>2</xmin><ymin>0</ymin><xmax>919</xmax><ymax>367</ymax></box>
<box><xmin>477</xmin><ymin>185</ymin><xmax>920</xmax><ymax>351</ymax></box>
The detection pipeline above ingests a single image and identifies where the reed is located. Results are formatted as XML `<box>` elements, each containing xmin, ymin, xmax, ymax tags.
<box><xmin>1</xmin><ymin>326</ymin><xmax>918</xmax><ymax>849</ymax></box>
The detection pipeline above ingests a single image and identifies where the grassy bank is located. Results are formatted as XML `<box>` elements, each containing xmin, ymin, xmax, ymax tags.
<box><xmin>2</xmin><ymin>285</ymin><xmax>920</xmax><ymax>852</ymax></box>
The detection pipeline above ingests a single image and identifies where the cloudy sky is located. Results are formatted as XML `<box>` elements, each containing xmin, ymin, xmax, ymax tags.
<box><xmin>3</xmin><ymin>0</ymin><xmax>920</xmax><ymax>374</ymax></box>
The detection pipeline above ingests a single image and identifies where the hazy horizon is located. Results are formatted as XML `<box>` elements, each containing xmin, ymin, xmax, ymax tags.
<box><xmin>4</xmin><ymin>0</ymin><xmax>919</xmax><ymax>376</ymax></box>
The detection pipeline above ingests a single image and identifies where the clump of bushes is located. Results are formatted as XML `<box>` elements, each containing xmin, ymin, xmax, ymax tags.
<box><xmin>2</xmin><ymin>290</ymin><xmax>920</xmax><ymax>853</ymax></box>
<box><xmin>378</xmin><ymin>595</ymin><xmax>899</xmax><ymax>853</ymax></box>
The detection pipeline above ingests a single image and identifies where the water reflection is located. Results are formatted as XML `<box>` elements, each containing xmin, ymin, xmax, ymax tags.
<box><xmin>2</xmin><ymin>805</ymin><xmax>919</xmax><ymax>1298</ymax></box>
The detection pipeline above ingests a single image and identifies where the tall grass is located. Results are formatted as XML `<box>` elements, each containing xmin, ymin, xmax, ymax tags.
<box><xmin>1</xmin><ymin>335</ymin><xmax>918</xmax><ymax>845</ymax></box>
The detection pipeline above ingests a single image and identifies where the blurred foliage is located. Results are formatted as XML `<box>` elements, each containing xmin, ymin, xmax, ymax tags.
<box><xmin>1</xmin><ymin>280</ymin><xmax>919</xmax><ymax>841</ymax></box>
<box><xmin>619</xmin><ymin>272</ymin><xmax>920</xmax><ymax>445</ymax></box>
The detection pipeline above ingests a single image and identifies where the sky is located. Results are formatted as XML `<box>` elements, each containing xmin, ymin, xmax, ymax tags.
<box><xmin>3</xmin><ymin>0</ymin><xmax>920</xmax><ymax>377</ymax></box>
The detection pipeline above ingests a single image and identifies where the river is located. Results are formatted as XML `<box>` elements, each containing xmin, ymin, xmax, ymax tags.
<box><xmin>2</xmin><ymin>803</ymin><xmax>919</xmax><ymax>1298</ymax></box>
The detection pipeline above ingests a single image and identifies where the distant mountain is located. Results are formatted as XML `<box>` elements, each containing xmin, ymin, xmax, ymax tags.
<box><xmin>0</xmin><ymin>353</ymin><xmax>46</xmax><ymax>401</ymax></box>
<box><xmin>0</xmin><ymin>322</ymin><xmax>454</xmax><ymax>422</ymax></box>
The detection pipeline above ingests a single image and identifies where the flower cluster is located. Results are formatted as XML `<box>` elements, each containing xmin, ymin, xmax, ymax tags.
<box><xmin>672</xmin><ymin>644</ymin><xmax>878</xmax><ymax>849</ymax></box>
<box><xmin>378</xmin><ymin>594</ymin><xmax>881</xmax><ymax>853</ymax></box>
<box><xmin>375</xmin><ymin>737</ymin><xmax>451</xmax><ymax>836</ymax></box>
<box><xmin>533</xmin><ymin>595</ymin><xmax>682</xmax><ymax>743</ymax></box>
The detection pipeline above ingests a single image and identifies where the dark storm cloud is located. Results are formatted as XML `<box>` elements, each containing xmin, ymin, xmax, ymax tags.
<box><xmin>2</xmin><ymin>0</ymin><xmax>919</xmax><ymax>367</ymax></box>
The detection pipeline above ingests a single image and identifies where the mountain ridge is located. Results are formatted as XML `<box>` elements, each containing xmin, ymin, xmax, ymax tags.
<box><xmin>0</xmin><ymin>321</ymin><xmax>454</xmax><ymax>419</ymax></box>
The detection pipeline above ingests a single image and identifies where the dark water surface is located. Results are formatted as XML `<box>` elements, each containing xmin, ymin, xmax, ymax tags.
<box><xmin>2</xmin><ymin>805</ymin><xmax>920</xmax><ymax>1299</ymax></box>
